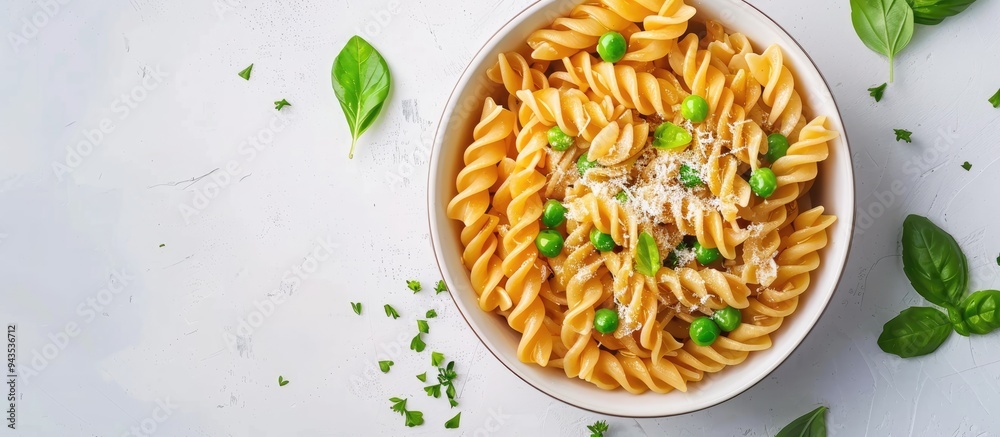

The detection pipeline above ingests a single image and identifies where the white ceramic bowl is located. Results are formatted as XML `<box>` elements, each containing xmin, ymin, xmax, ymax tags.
<box><xmin>428</xmin><ymin>0</ymin><xmax>855</xmax><ymax>417</ymax></box>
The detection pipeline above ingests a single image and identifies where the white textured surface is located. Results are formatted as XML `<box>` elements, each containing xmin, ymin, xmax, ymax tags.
<box><xmin>3</xmin><ymin>0</ymin><xmax>1000</xmax><ymax>435</ymax></box>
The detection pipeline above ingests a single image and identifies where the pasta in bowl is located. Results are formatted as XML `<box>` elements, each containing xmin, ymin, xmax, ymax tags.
<box><xmin>428</xmin><ymin>0</ymin><xmax>853</xmax><ymax>416</ymax></box>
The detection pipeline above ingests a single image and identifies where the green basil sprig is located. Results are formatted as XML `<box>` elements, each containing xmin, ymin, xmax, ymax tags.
<box><xmin>775</xmin><ymin>406</ymin><xmax>827</xmax><ymax>437</ymax></box>
<box><xmin>634</xmin><ymin>231</ymin><xmax>660</xmax><ymax>277</ymax></box>
<box><xmin>906</xmin><ymin>0</ymin><xmax>976</xmax><ymax>25</ymax></box>
<box><xmin>850</xmin><ymin>0</ymin><xmax>914</xmax><ymax>82</ymax></box>
<box><xmin>332</xmin><ymin>35</ymin><xmax>391</xmax><ymax>159</ymax></box>
<box><xmin>959</xmin><ymin>290</ymin><xmax>1000</xmax><ymax>335</ymax></box>
<box><xmin>878</xmin><ymin>307</ymin><xmax>952</xmax><ymax>357</ymax></box>
<box><xmin>881</xmin><ymin>215</ymin><xmax>1000</xmax><ymax>357</ymax></box>
<box><xmin>901</xmin><ymin>214</ymin><xmax>967</xmax><ymax>308</ymax></box>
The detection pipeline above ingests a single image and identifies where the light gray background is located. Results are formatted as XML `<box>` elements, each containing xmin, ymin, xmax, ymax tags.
<box><xmin>2</xmin><ymin>0</ymin><xmax>999</xmax><ymax>435</ymax></box>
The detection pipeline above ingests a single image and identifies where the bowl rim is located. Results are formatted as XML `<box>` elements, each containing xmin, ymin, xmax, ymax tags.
<box><xmin>426</xmin><ymin>0</ymin><xmax>856</xmax><ymax>418</ymax></box>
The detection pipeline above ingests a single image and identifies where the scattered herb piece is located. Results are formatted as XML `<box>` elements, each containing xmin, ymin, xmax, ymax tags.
<box><xmin>426</xmin><ymin>309</ymin><xmax>438</xmax><ymax>318</ymax></box>
<box><xmin>417</xmin><ymin>320</ymin><xmax>429</xmax><ymax>334</ymax></box>
<box><xmin>407</xmin><ymin>280</ymin><xmax>422</xmax><ymax>293</ymax></box>
<box><xmin>448</xmin><ymin>399</ymin><xmax>458</xmax><ymax>408</ymax></box>
<box><xmin>378</xmin><ymin>360</ymin><xmax>394</xmax><ymax>373</ymax></box>
<box><xmin>431</xmin><ymin>351</ymin><xmax>444</xmax><ymax>367</ymax></box>
<box><xmin>444</xmin><ymin>412</ymin><xmax>461</xmax><ymax>429</ymax></box>
<box><xmin>438</xmin><ymin>361</ymin><xmax>457</xmax><ymax>384</ymax></box>
<box><xmin>962</xmin><ymin>161</ymin><xmax>971</xmax><ymax>171</ymax></box>
<box><xmin>277</xmin><ymin>375</ymin><xmax>289</xmax><ymax>386</ymax></box>
<box><xmin>158</xmin><ymin>243</ymin><xmax>165</xmax><ymax>248</ymax></box>
<box><xmin>332</xmin><ymin>35</ymin><xmax>392</xmax><ymax>159</ymax></box>
<box><xmin>906</xmin><ymin>0</ymin><xmax>977</xmax><ymax>25</ymax></box>
<box><xmin>635</xmin><ymin>231</ymin><xmax>661</xmax><ymax>277</ymax></box>
<box><xmin>384</xmin><ymin>304</ymin><xmax>400</xmax><ymax>319</ymax></box>
<box><xmin>404</xmin><ymin>410</ymin><xmax>424</xmax><ymax>427</ymax></box>
<box><xmin>901</xmin><ymin>214</ymin><xmax>967</xmax><ymax>307</ymax></box>
<box><xmin>894</xmin><ymin>129</ymin><xmax>913</xmax><ymax>143</ymax></box>
<box><xmin>775</xmin><ymin>406</ymin><xmax>827</xmax><ymax>437</ymax></box>
<box><xmin>238</xmin><ymin>64</ymin><xmax>253</xmax><ymax>80</ymax></box>
<box><xmin>435</xmin><ymin>280</ymin><xmax>447</xmax><ymax>294</ymax></box>
<box><xmin>351</xmin><ymin>302</ymin><xmax>362</xmax><ymax>315</ymax></box>
<box><xmin>416</xmin><ymin>372</ymin><xmax>427</xmax><ymax>382</ymax></box>
<box><xmin>990</xmin><ymin>89</ymin><xmax>1000</xmax><ymax>108</ymax></box>
<box><xmin>996</xmin><ymin>254</ymin><xmax>999</xmax><ymax>266</ymax></box>
<box><xmin>424</xmin><ymin>384</ymin><xmax>441</xmax><ymax>398</ymax></box>
<box><xmin>849</xmin><ymin>0</ymin><xmax>914</xmax><ymax>82</ymax></box>
<box><xmin>389</xmin><ymin>397</ymin><xmax>407</xmax><ymax>415</ymax></box>
<box><xmin>959</xmin><ymin>289</ymin><xmax>1000</xmax><ymax>335</ymax></box>
<box><xmin>868</xmin><ymin>83</ymin><xmax>887</xmax><ymax>101</ymax></box>
<box><xmin>274</xmin><ymin>99</ymin><xmax>291</xmax><ymax>111</ymax></box>
<box><xmin>410</xmin><ymin>334</ymin><xmax>426</xmax><ymax>352</ymax></box>
<box><xmin>878</xmin><ymin>306</ymin><xmax>952</xmax><ymax>357</ymax></box>
<box><xmin>587</xmin><ymin>420</ymin><xmax>609</xmax><ymax>437</ymax></box>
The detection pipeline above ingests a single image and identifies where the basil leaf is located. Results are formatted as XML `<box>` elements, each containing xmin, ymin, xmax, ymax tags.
<box><xmin>960</xmin><ymin>290</ymin><xmax>1000</xmax><ymax>335</ymax></box>
<box><xmin>775</xmin><ymin>406</ymin><xmax>827</xmax><ymax>437</ymax></box>
<box><xmin>906</xmin><ymin>0</ymin><xmax>976</xmax><ymax>25</ymax></box>
<box><xmin>635</xmin><ymin>231</ymin><xmax>660</xmax><ymax>277</ymax></box>
<box><xmin>901</xmin><ymin>215</ymin><xmax>968</xmax><ymax>307</ymax></box>
<box><xmin>850</xmin><ymin>0</ymin><xmax>914</xmax><ymax>82</ymax></box>
<box><xmin>948</xmin><ymin>305</ymin><xmax>970</xmax><ymax>337</ymax></box>
<box><xmin>878</xmin><ymin>307</ymin><xmax>952</xmax><ymax>358</ymax></box>
<box><xmin>332</xmin><ymin>35</ymin><xmax>391</xmax><ymax>159</ymax></box>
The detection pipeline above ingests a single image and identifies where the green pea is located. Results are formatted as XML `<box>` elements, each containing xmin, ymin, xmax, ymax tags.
<box><xmin>749</xmin><ymin>167</ymin><xmax>777</xmax><ymax>198</ymax></box>
<box><xmin>589</xmin><ymin>227</ymin><xmax>616</xmax><ymax>252</ymax></box>
<box><xmin>596</xmin><ymin>31</ymin><xmax>627</xmax><ymax>63</ymax></box>
<box><xmin>711</xmin><ymin>306</ymin><xmax>742</xmax><ymax>332</ymax></box>
<box><xmin>680</xmin><ymin>95</ymin><xmax>709</xmax><ymax>123</ymax></box>
<box><xmin>547</xmin><ymin>126</ymin><xmax>575</xmax><ymax>151</ymax></box>
<box><xmin>535</xmin><ymin>229</ymin><xmax>564</xmax><ymax>258</ymax></box>
<box><xmin>541</xmin><ymin>199</ymin><xmax>567</xmax><ymax>228</ymax></box>
<box><xmin>765</xmin><ymin>133</ymin><xmax>790</xmax><ymax>163</ymax></box>
<box><xmin>693</xmin><ymin>241</ymin><xmax>720</xmax><ymax>265</ymax></box>
<box><xmin>594</xmin><ymin>308</ymin><xmax>619</xmax><ymax>334</ymax></box>
<box><xmin>652</xmin><ymin>122</ymin><xmax>692</xmax><ymax>150</ymax></box>
<box><xmin>577</xmin><ymin>153</ymin><xmax>599</xmax><ymax>175</ymax></box>
<box><xmin>614</xmin><ymin>190</ymin><xmax>628</xmax><ymax>204</ymax></box>
<box><xmin>689</xmin><ymin>317</ymin><xmax>720</xmax><ymax>346</ymax></box>
<box><xmin>679</xmin><ymin>164</ymin><xmax>703</xmax><ymax>188</ymax></box>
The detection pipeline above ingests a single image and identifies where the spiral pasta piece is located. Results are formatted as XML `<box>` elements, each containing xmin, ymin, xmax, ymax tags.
<box><xmin>447</xmin><ymin>99</ymin><xmax>516</xmax><ymax>311</ymax></box>
<box><xmin>527</xmin><ymin>4</ymin><xmax>638</xmax><ymax>61</ymax></box>
<box><xmin>500</xmin><ymin>118</ymin><xmax>556</xmax><ymax>365</ymax></box>
<box><xmin>622</xmin><ymin>0</ymin><xmax>696</xmax><ymax>62</ymax></box>
<box><xmin>657</xmin><ymin>266</ymin><xmax>751</xmax><ymax>311</ymax></box>
<box><xmin>745</xmin><ymin>44</ymin><xmax>804</xmax><ymax>137</ymax></box>
<box><xmin>668</xmin><ymin>33</ymin><xmax>727</xmax><ymax>113</ymax></box>
<box><xmin>587</xmin><ymin>110</ymin><xmax>649</xmax><ymax>166</ymax></box>
<box><xmin>552</xmin><ymin>52</ymin><xmax>686</xmax><ymax>116</ymax></box>
<box><xmin>487</xmin><ymin>52</ymin><xmax>550</xmax><ymax>98</ymax></box>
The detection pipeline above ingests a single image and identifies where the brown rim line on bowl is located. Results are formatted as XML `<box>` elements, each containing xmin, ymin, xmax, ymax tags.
<box><xmin>427</xmin><ymin>0</ymin><xmax>856</xmax><ymax>418</ymax></box>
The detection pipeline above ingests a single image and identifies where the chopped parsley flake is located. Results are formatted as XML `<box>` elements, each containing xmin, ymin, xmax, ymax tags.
<box><xmin>868</xmin><ymin>83</ymin><xmax>887</xmax><ymax>102</ymax></box>
<box><xmin>894</xmin><ymin>129</ymin><xmax>912</xmax><ymax>143</ymax></box>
